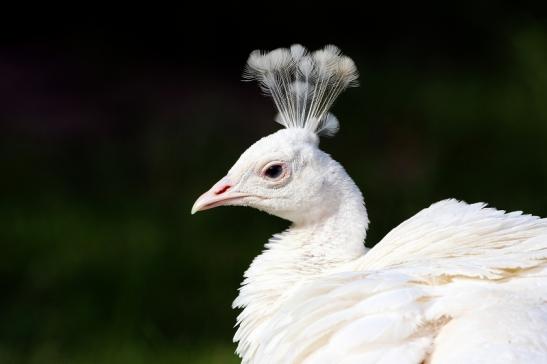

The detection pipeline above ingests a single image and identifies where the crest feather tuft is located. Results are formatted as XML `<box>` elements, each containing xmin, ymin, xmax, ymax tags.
<box><xmin>244</xmin><ymin>44</ymin><xmax>358</xmax><ymax>137</ymax></box>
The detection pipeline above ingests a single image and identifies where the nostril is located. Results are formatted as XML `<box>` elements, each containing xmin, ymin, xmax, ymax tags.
<box><xmin>215</xmin><ymin>184</ymin><xmax>232</xmax><ymax>195</ymax></box>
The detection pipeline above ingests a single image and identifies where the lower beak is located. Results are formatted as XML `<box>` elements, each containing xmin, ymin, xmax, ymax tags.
<box><xmin>191</xmin><ymin>177</ymin><xmax>248</xmax><ymax>214</ymax></box>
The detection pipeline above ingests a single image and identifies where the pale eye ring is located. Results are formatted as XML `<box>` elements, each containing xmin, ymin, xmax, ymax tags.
<box><xmin>260</xmin><ymin>161</ymin><xmax>288</xmax><ymax>181</ymax></box>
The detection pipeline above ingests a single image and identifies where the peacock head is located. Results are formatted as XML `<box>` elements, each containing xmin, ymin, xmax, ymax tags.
<box><xmin>191</xmin><ymin>44</ymin><xmax>359</xmax><ymax>224</ymax></box>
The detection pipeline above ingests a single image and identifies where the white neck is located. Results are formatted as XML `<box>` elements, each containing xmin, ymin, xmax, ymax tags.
<box><xmin>233</xmin><ymin>169</ymin><xmax>369</xmax><ymax>362</ymax></box>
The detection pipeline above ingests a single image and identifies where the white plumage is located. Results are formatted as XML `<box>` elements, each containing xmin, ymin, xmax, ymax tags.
<box><xmin>192</xmin><ymin>45</ymin><xmax>547</xmax><ymax>363</ymax></box>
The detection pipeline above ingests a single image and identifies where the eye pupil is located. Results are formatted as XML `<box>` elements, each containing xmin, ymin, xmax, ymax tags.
<box><xmin>265</xmin><ymin>164</ymin><xmax>283</xmax><ymax>179</ymax></box>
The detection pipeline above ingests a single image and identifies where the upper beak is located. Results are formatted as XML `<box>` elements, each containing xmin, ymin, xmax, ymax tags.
<box><xmin>191</xmin><ymin>177</ymin><xmax>248</xmax><ymax>214</ymax></box>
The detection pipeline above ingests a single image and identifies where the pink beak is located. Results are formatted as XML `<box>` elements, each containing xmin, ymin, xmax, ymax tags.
<box><xmin>191</xmin><ymin>177</ymin><xmax>248</xmax><ymax>214</ymax></box>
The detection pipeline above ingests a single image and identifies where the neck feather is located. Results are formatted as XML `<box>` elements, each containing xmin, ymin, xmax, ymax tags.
<box><xmin>233</xmin><ymin>169</ymin><xmax>368</xmax><ymax>362</ymax></box>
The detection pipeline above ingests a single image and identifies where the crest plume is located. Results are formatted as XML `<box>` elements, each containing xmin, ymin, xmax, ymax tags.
<box><xmin>244</xmin><ymin>44</ymin><xmax>359</xmax><ymax>136</ymax></box>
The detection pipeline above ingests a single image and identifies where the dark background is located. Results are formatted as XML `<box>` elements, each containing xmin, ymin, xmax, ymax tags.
<box><xmin>2</xmin><ymin>4</ymin><xmax>547</xmax><ymax>363</ymax></box>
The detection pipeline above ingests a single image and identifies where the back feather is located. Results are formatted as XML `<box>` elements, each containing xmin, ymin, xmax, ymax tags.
<box><xmin>244</xmin><ymin>44</ymin><xmax>358</xmax><ymax>136</ymax></box>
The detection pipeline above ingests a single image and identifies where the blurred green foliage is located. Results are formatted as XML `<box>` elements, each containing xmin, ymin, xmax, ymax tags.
<box><xmin>1</xmin><ymin>18</ymin><xmax>547</xmax><ymax>364</ymax></box>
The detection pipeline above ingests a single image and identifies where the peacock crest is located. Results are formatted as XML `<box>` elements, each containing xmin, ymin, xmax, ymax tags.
<box><xmin>244</xmin><ymin>44</ymin><xmax>359</xmax><ymax>137</ymax></box>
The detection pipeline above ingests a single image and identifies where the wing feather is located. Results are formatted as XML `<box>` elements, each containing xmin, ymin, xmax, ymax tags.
<box><xmin>252</xmin><ymin>200</ymin><xmax>547</xmax><ymax>363</ymax></box>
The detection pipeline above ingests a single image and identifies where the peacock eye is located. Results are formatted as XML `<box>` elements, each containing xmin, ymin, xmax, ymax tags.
<box><xmin>261</xmin><ymin>162</ymin><xmax>286</xmax><ymax>180</ymax></box>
